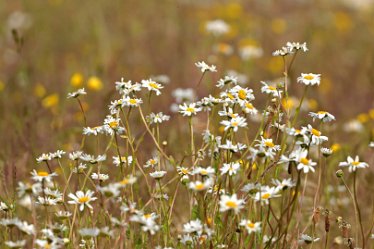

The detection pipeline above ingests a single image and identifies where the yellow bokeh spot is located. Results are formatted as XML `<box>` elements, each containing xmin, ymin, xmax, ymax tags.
<box><xmin>334</xmin><ymin>12</ymin><xmax>352</xmax><ymax>33</ymax></box>
<box><xmin>331</xmin><ymin>143</ymin><xmax>341</xmax><ymax>152</ymax></box>
<box><xmin>282</xmin><ymin>98</ymin><xmax>295</xmax><ymax>110</ymax></box>
<box><xmin>357</xmin><ymin>113</ymin><xmax>369</xmax><ymax>123</ymax></box>
<box><xmin>252</xmin><ymin>162</ymin><xmax>257</xmax><ymax>171</ymax></box>
<box><xmin>267</xmin><ymin>57</ymin><xmax>283</xmax><ymax>74</ymax></box>
<box><xmin>87</xmin><ymin>76</ymin><xmax>103</xmax><ymax>91</ymax></box>
<box><xmin>218</xmin><ymin>126</ymin><xmax>225</xmax><ymax>133</ymax></box>
<box><xmin>37</xmin><ymin>171</ymin><xmax>49</xmax><ymax>177</ymax></box>
<box><xmin>34</xmin><ymin>83</ymin><xmax>46</xmax><ymax>98</ymax></box>
<box><xmin>319</xmin><ymin>77</ymin><xmax>332</xmax><ymax>94</ymax></box>
<box><xmin>70</xmin><ymin>73</ymin><xmax>84</xmax><ymax>88</ymax></box>
<box><xmin>271</xmin><ymin>18</ymin><xmax>287</xmax><ymax>34</ymax></box>
<box><xmin>42</xmin><ymin>94</ymin><xmax>59</xmax><ymax>109</ymax></box>
<box><xmin>0</xmin><ymin>80</ymin><xmax>5</xmax><ymax>92</ymax></box>
<box><xmin>369</xmin><ymin>109</ymin><xmax>374</xmax><ymax>120</ymax></box>
<box><xmin>308</xmin><ymin>99</ymin><xmax>318</xmax><ymax>111</ymax></box>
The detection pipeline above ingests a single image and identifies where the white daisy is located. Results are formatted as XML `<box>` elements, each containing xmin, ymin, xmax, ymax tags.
<box><xmin>339</xmin><ymin>156</ymin><xmax>369</xmax><ymax>172</ymax></box>
<box><xmin>141</xmin><ymin>79</ymin><xmax>163</xmax><ymax>95</ymax></box>
<box><xmin>220</xmin><ymin>116</ymin><xmax>247</xmax><ymax>132</ymax></box>
<box><xmin>179</xmin><ymin>103</ymin><xmax>202</xmax><ymax>116</ymax></box>
<box><xmin>309</xmin><ymin>111</ymin><xmax>335</xmax><ymax>122</ymax></box>
<box><xmin>297</xmin><ymin>73</ymin><xmax>321</xmax><ymax>86</ymax></box>
<box><xmin>219</xmin><ymin>194</ymin><xmax>245</xmax><ymax>213</ymax></box>
<box><xmin>195</xmin><ymin>61</ymin><xmax>217</xmax><ymax>73</ymax></box>
<box><xmin>220</xmin><ymin>162</ymin><xmax>240</xmax><ymax>176</ymax></box>
<box><xmin>67</xmin><ymin>88</ymin><xmax>86</xmax><ymax>98</ymax></box>
<box><xmin>239</xmin><ymin>219</ymin><xmax>261</xmax><ymax>234</ymax></box>
<box><xmin>68</xmin><ymin>190</ymin><xmax>97</xmax><ymax>211</ymax></box>
<box><xmin>149</xmin><ymin>170</ymin><xmax>167</xmax><ymax>179</ymax></box>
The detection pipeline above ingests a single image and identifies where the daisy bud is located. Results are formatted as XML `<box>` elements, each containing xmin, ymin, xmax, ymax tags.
<box><xmin>336</xmin><ymin>169</ymin><xmax>344</xmax><ymax>178</ymax></box>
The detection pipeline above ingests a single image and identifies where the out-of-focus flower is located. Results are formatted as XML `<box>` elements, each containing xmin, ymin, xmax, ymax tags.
<box><xmin>87</xmin><ymin>76</ymin><xmax>103</xmax><ymax>91</ymax></box>
<box><xmin>297</xmin><ymin>73</ymin><xmax>321</xmax><ymax>86</ymax></box>
<box><xmin>205</xmin><ymin>19</ymin><xmax>230</xmax><ymax>36</ymax></box>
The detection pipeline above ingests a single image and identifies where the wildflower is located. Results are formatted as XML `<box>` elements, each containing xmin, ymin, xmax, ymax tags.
<box><xmin>230</xmin><ymin>85</ymin><xmax>255</xmax><ymax>101</ymax></box>
<box><xmin>130</xmin><ymin>212</ymin><xmax>160</xmax><ymax>235</ymax></box>
<box><xmin>239</xmin><ymin>220</ymin><xmax>261</xmax><ymax>234</ymax></box>
<box><xmin>103</xmin><ymin>116</ymin><xmax>125</xmax><ymax>135</ymax></box>
<box><xmin>183</xmin><ymin>219</ymin><xmax>203</xmax><ymax>234</ymax></box>
<box><xmin>79</xmin><ymin>228</ymin><xmax>100</xmax><ymax>238</ymax></box>
<box><xmin>309</xmin><ymin>111</ymin><xmax>335</xmax><ymax>122</ymax></box>
<box><xmin>50</xmin><ymin>150</ymin><xmax>66</xmax><ymax>159</ymax></box>
<box><xmin>195</xmin><ymin>61</ymin><xmax>217</xmax><ymax>73</ymax></box>
<box><xmin>214</xmin><ymin>43</ymin><xmax>234</xmax><ymax>55</ymax></box>
<box><xmin>55</xmin><ymin>211</ymin><xmax>72</xmax><ymax>220</ymax></box>
<box><xmin>298</xmin><ymin>234</ymin><xmax>320</xmax><ymax>245</ymax></box>
<box><xmin>179</xmin><ymin>103</ymin><xmax>202</xmax><ymax>116</ymax></box>
<box><xmin>36</xmin><ymin>153</ymin><xmax>52</xmax><ymax>163</ymax></box>
<box><xmin>205</xmin><ymin>19</ymin><xmax>230</xmax><ymax>36</ymax></box>
<box><xmin>31</xmin><ymin>170</ymin><xmax>57</xmax><ymax>182</ymax></box>
<box><xmin>240</xmin><ymin>101</ymin><xmax>258</xmax><ymax>115</ymax></box>
<box><xmin>122</xmin><ymin>96</ymin><xmax>143</xmax><ymax>107</ymax></box>
<box><xmin>253</xmin><ymin>186</ymin><xmax>280</xmax><ymax>205</ymax></box>
<box><xmin>189</xmin><ymin>179</ymin><xmax>213</xmax><ymax>191</ymax></box>
<box><xmin>369</xmin><ymin>141</ymin><xmax>374</xmax><ymax>148</ymax></box>
<box><xmin>177</xmin><ymin>166</ymin><xmax>192</xmax><ymax>176</ymax></box>
<box><xmin>0</xmin><ymin>202</ymin><xmax>12</xmax><ymax>212</ymax></box>
<box><xmin>219</xmin><ymin>194</ymin><xmax>245</xmax><ymax>213</ymax></box>
<box><xmin>272</xmin><ymin>178</ymin><xmax>296</xmax><ymax>191</ymax></box>
<box><xmin>295</xmin><ymin>150</ymin><xmax>317</xmax><ymax>173</ymax></box>
<box><xmin>303</xmin><ymin>124</ymin><xmax>328</xmax><ymax>145</ymax></box>
<box><xmin>339</xmin><ymin>156</ymin><xmax>369</xmax><ymax>172</ymax></box>
<box><xmin>256</xmin><ymin>137</ymin><xmax>281</xmax><ymax>152</ymax></box>
<box><xmin>219</xmin><ymin>140</ymin><xmax>247</xmax><ymax>153</ymax></box>
<box><xmin>67</xmin><ymin>88</ymin><xmax>86</xmax><ymax>98</ymax></box>
<box><xmin>36</xmin><ymin>196</ymin><xmax>59</xmax><ymax>206</ymax></box>
<box><xmin>150</xmin><ymin>170</ymin><xmax>167</xmax><ymax>179</ymax></box>
<box><xmin>68</xmin><ymin>190</ymin><xmax>97</xmax><ymax>211</ymax></box>
<box><xmin>216</xmin><ymin>75</ymin><xmax>238</xmax><ymax>88</ymax></box>
<box><xmin>83</xmin><ymin>126</ymin><xmax>103</xmax><ymax>136</ymax></box>
<box><xmin>194</xmin><ymin>166</ymin><xmax>216</xmax><ymax>177</ymax></box>
<box><xmin>113</xmin><ymin>155</ymin><xmax>133</xmax><ymax>166</ymax></box>
<box><xmin>144</xmin><ymin>157</ymin><xmax>158</xmax><ymax>168</ymax></box>
<box><xmin>91</xmin><ymin>173</ymin><xmax>109</xmax><ymax>182</ymax></box>
<box><xmin>297</xmin><ymin>73</ymin><xmax>321</xmax><ymax>86</ymax></box>
<box><xmin>239</xmin><ymin>45</ymin><xmax>263</xmax><ymax>60</ymax></box>
<box><xmin>69</xmin><ymin>151</ymin><xmax>83</xmax><ymax>160</ymax></box>
<box><xmin>147</xmin><ymin>112</ymin><xmax>170</xmax><ymax>124</ymax></box>
<box><xmin>117</xmin><ymin>175</ymin><xmax>137</xmax><ymax>187</ymax></box>
<box><xmin>141</xmin><ymin>79</ymin><xmax>163</xmax><ymax>95</ymax></box>
<box><xmin>80</xmin><ymin>154</ymin><xmax>106</xmax><ymax>164</ymax></box>
<box><xmin>286</xmin><ymin>42</ymin><xmax>308</xmax><ymax>52</ymax></box>
<box><xmin>261</xmin><ymin>81</ymin><xmax>282</xmax><ymax>97</ymax></box>
<box><xmin>220</xmin><ymin>162</ymin><xmax>240</xmax><ymax>176</ymax></box>
<box><xmin>321</xmin><ymin>147</ymin><xmax>333</xmax><ymax>157</ymax></box>
<box><xmin>172</xmin><ymin>88</ymin><xmax>196</xmax><ymax>103</ymax></box>
<box><xmin>70</xmin><ymin>72</ymin><xmax>84</xmax><ymax>87</ymax></box>
<box><xmin>241</xmin><ymin>183</ymin><xmax>261</xmax><ymax>193</ymax></box>
<box><xmin>220</xmin><ymin>116</ymin><xmax>247</xmax><ymax>132</ymax></box>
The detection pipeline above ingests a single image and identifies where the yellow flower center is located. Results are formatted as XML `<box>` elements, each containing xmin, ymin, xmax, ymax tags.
<box><xmin>186</xmin><ymin>107</ymin><xmax>195</xmax><ymax>113</ymax></box>
<box><xmin>225</xmin><ymin>201</ymin><xmax>238</xmax><ymax>208</ymax></box>
<box><xmin>149</xmin><ymin>159</ymin><xmax>156</xmax><ymax>165</ymax></box>
<box><xmin>37</xmin><ymin>171</ymin><xmax>49</xmax><ymax>177</ymax></box>
<box><xmin>262</xmin><ymin>193</ymin><xmax>271</xmax><ymax>199</ymax></box>
<box><xmin>200</xmin><ymin>170</ymin><xmax>208</xmax><ymax>175</ymax></box>
<box><xmin>195</xmin><ymin>183</ymin><xmax>205</xmax><ymax>190</ymax></box>
<box><xmin>218</xmin><ymin>43</ymin><xmax>230</xmax><ymax>53</ymax></box>
<box><xmin>304</xmin><ymin>75</ymin><xmax>314</xmax><ymax>80</ymax></box>
<box><xmin>120</xmin><ymin>179</ymin><xmax>129</xmax><ymax>185</ymax></box>
<box><xmin>144</xmin><ymin>213</ymin><xmax>152</xmax><ymax>219</ymax></box>
<box><xmin>311</xmin><ymin>128</ymin><xmax>321</xmax><ymax>137</ymax></box>
<box><xmin>247</xmin><ymin>222</ymin><xmax>255</xmax><ymax>229</ymax></box>
<box><xmin>300</xmin><ymin>157</ymin><xmax>309</xmax><ymax>165</ymax></box>
<box><xmin>109</xmin><ymin>121</ymin><xmax>119</xmax><ymax>128</ymax></box>
<box><xmin>317</xmin><ymin>111</ymin><xmax>327</xmax><ymax>115</ymax></box>
<box><xmin>149</xmin><ymin>82</ymin><xmax>159</xmax><ymax>89</ymax></box>
<box><xmin>129</xmin><ymin>99</ymin><xmax>137</xmax><ymax>105</ymax></box>
<box><xmin>238</xmin><ymin>89</ymin><xmax>247</xmax><ymax>100</ymax></box>
<box><xmin>181</xmin><ymin>168</ymin><xmax>189</xmax><ymax>174</ymax></box>
<box><xmin>268</xmin><ymin>86</ymin><xmax>276</xmax><ymax>91</ymax></box>
<box><xmin>352</xmin><ymin>161</ymin><xmax>360</xmax><ymax>166</ymax></box>
<box><xmin>232</xmin><ymin>121</ymin><xmax>238</xmax><ymax>127</ymax></box>
<box><xmin>264</xmin><ymin>141</ymin><xmax>275</xmax><ymax>148</ymax></box>
<box><xmin>227</xmin><ymin>93</ymin><xmax>234</xmax><ymax>100</ymax></box>
<box><xmin>78</xmin><ymin>196</ymin><xmax>89</xmax><ymax>203</ymax></box>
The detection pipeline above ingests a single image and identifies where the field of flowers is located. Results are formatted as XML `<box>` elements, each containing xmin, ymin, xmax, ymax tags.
<box><xmin>1</xmin><ymin>1</ymin><xmax>374</xmax><ymax>248</ymax></box>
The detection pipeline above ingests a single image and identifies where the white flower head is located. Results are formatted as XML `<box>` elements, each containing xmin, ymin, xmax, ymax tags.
<box><xmin>195</xmin><ymin>61</ymin><xmax>217</xmax><ymax>73</ymax></box>
<box><xmin>219</xmin><ymin>194</ymin><xmax>245</xmax><ymax>213</ymax></box>
<box><xmin>68</xmin><ymin>190</ymin><xmax>97</xmax><ymax>211</ymax></box>
<box><xmin>339</xmin><ymin>156</ymin><xmax>369</xmax><ymax>172</ymax></box>
<box><xmin>297</xmin><ymin>73</ymin><xmax>321</xmax><ymax>86</ymax></box>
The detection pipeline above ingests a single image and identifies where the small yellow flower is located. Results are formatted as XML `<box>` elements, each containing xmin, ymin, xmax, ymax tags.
<box><xmin>357</xmin><ymin>113</ymin><xmax>369</xmax><ymax>123</ymax></box>
<box><xmin>87</xmin><ymin>76</ymin><xmax>103</xmax><ymax>91</ymax></box>
<box><xmin>70</xmin><ymin>73</ymin><xmax>84</xmax><ymax>88</ymax></box>
<box><xmin>331</xmin><ymin>143</ymin><xmax>341</xmax><ymax>152</ymax></box>
<box><xmin>42</xmin><ymin>94</ymin><xmax>59</xmax><ymax>109</ymax></box>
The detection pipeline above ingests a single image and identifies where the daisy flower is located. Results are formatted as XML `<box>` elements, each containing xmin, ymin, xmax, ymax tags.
<box><xmin>220</xmin><ymin>116</ymin><xmax>247</xmax><ymax>132</ymax></box>
<box><xmin>219</xmin><ymin>194</ymin><xmax>245</xmax><ymax>213</ymax></box>
<box><xmin>113</xmin><ymin>155</ymin><xmax>133</xmax><ymax>166</ymax></box>
<box><xmin>130</xmin><ymin>212</ymin><xmax>160</xmax><ymax>235</ymax></box>
<box><xmin>309</xmin><ymin>111</ymin><xmax>335</xmax><ymax>122</ymax></box>
<box><xmin>286</xmin><ymin>42</ymin><xmax>308</xmax><ymax>52</ymax></box>
<box><xmin>91</xmin><ymin>173</ymin><xmax>109</xmax><ymax>182</ymax></box>
<box><xmin>220</xmin><ymin>162</ymin><xmax>240</xmax><ymax>176</ymax></box>
<box><xmin>144</xmin><ymin>157</ymin><xmax>158</xmax><ymax>168</ymax></box>
<box><xmin>31</xmin><ymin>170</ymin><xmax>57</xmax><ymax>182</ymax></box>
<box><xmin>141</xmin><ymin>79</ymin><xmax>163</xmax><ymax>95</ymax></box>
<box><xmin>189</xmin><ymin>179</ymin><xmax>213</xmax><ymax>192</ymax></box>
<box><xmin>68</xmin><ymin>190</ymin><xmax>97</xmax><ymax>211</ymax></box>
<box><xmin>239</xmin><ymin>220</ymin><xmax>261</xmax><ymax>234</ymax></box>
<box><xmin>147</xmin><ymin>112</ymin><xmax>170</xmax><ymax>124</ymax></box>
<box><xmin>297</xmin><ymin>73</ymin><xmax>321</xmax><ymax>86</ymax></box>
<box><xmin>149</xmin><ymin>170</ymin><xmax>167</xmax><ymax>179</ymax></box>
<box><xmin>261</xmin><ymin>81</ymin><xmax>282</xmax><ymax>97</ymax></box>
<box><xmin>272</xmin><ymin>178</ymin><xmax>295</xmax><ymax>191</ymax></box>
<box><xmin>67</xmin><ymin>88</ymin><xmax>86</xmax><ymax>98</ymax></box>
<box><xmin>193</xmin><ymin>166</ymin><xmax>215</xmax><ymax>177</ymax></box>
<box><xmin>216</xmin><ymin>75</ymin><xmax>238</xmax><ymax>88</ymax></box>
<box><xmin>295</xmin><ymin>150</ymin><xmax>317</xmax><ymax>173</ymax></box>
<box><xmin>298</xmin><ymin>234</ymin><xmax>320</xmax><ymax>245</ymax></box>
<box><xmin>195</xmin><ymin>61</ymin><xmax>217</xmax><ymax>73</ymax></box>
<box><xmin>302</xmin><ymin>125</ymin><xmax>328</xmax><ymax>145</ymax></box>
<box><xmin>253</xmin><ymin>186</ymin><xmax>280</xmax><ymax>205</ymax></box>
<box><xmin>339</xmin><ymin>156</ymin><xmax>369</xmax><ymax>172</ymax></box>
<box><xmin>179</xmin><ymin>103</ymin><xmax>202</xmax><ymax>116</ymax></box>
<box><xmin>36</xmin><ymin>153</ymin><xmax>52</xmax><ymax>163</ymax></box>
<box><xmin>205</xmin><ymin>19</ymin><xmax>230</xmax><ymax>36</ymax></box>
<box><xmin>122</xmin><ymin>96</ymin><xmax>143</xmax><ymax>107</ymax></box>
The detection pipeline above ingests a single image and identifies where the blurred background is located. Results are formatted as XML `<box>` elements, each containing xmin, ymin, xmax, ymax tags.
<box><xmin>0</xmin><ymin>0</ymin><xmax>373</xmax><ymax>180</ymax></box>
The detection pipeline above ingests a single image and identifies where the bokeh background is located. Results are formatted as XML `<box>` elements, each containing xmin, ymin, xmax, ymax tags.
<box><xmin>0</xmin><ymin>0</ymin><xmax>374</xmax><ymax>185</ymax></box>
